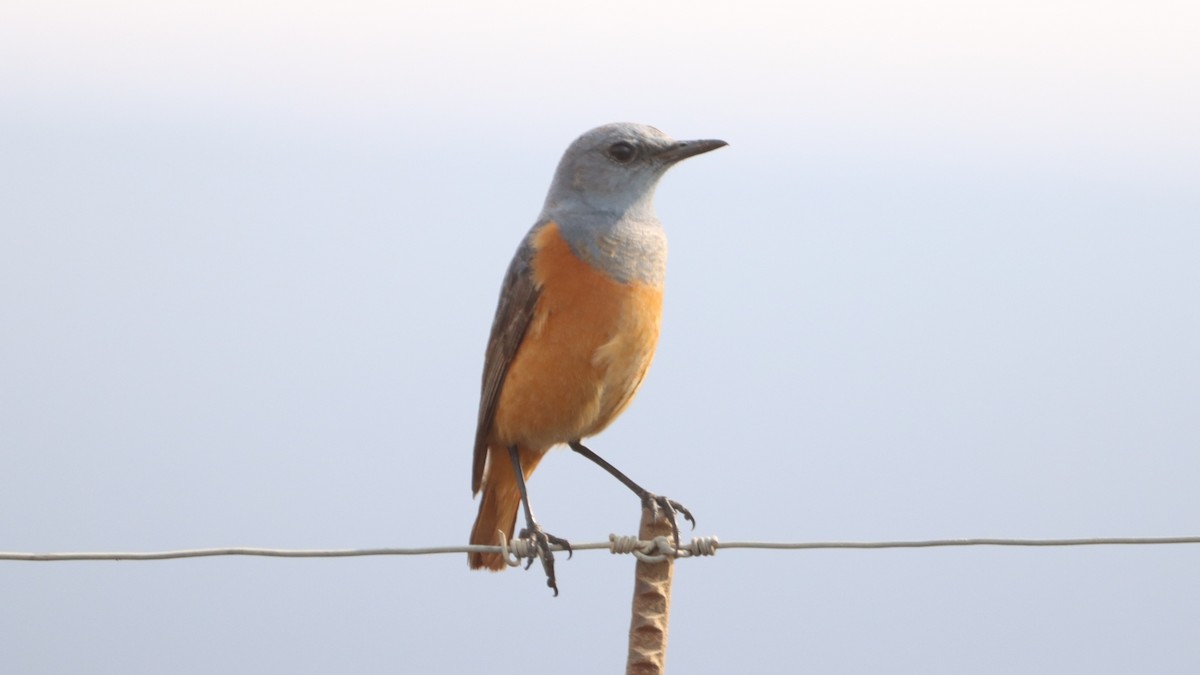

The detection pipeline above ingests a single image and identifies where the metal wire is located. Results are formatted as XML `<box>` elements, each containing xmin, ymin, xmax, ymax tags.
<box><xmin>2</xmin><ymin>535</ymin><xmax>1198</xmax><ymax>562</ymax></box>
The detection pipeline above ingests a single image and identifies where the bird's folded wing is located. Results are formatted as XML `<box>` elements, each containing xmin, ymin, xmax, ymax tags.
<box><xmin>472</xmin><ymin>229</ymin><xmax>543</xmax><ymax>494</ymax></box>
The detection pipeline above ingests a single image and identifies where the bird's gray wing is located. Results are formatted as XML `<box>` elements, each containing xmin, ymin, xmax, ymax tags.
<box><xmin>472</xmin><ymin>230</ymin><xmax>542</xmax><ymax>494</ymax></box>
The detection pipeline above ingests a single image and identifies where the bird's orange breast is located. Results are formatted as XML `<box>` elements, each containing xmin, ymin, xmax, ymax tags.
<box><xmin>490</xmin><ymin>222</ymin><xmax>663</xmax><ymax>450</ymax></box>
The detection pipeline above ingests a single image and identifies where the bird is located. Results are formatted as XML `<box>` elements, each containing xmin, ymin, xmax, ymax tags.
<box><xmin>468</xmin><ymin>122</ymin><xmax>726</xmax><ymax>594</ymax></box>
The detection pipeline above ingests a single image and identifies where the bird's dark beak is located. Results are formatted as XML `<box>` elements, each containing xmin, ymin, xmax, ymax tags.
<box><xmin>657</xmin><ymin>138</ymin><xmax>728</xmax><ymax>164</ymax></box>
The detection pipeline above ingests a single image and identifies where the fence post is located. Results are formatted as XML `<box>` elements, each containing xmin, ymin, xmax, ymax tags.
<box><xmin>625</xmin><ymin>506</ymin><xmax>675</xmax><ymax>675</ymax></box>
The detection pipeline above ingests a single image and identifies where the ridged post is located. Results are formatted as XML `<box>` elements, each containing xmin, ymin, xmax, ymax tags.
<box><xmin>625</xmin><ymin>507</ymin><xmax>674</xmax><ymax>675</ymax></box>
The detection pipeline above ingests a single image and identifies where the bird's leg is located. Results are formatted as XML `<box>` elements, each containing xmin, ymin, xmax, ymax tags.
<box><xmin>508</xmin><ymin>445</ymin><xmax>572</xmax><ymax>596</ymax></box>
<box><xmin>568</xmin><ymin>441</ymin><xmax>695</xmax><ymax>548</ymax></box>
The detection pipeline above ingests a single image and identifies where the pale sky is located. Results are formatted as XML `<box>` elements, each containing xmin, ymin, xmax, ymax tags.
<box><xmin>2</xmin><ymin>2</ymin><xmax>1198</xmax><ymax>673</ymax></box>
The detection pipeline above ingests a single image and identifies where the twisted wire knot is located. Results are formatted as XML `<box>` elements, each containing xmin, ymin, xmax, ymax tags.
<box><xmin>607</xmin><ymin>534</ymin><xmax>719</xmax><ymax>561</ymax></box>
<box><xmin>497</xmin><ymin>531</ymin><xmax>536</xmax><ymax>567</ymax></box>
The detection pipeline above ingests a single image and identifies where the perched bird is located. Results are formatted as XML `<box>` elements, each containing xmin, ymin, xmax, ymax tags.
<box><xmin>469</xmin><ymin>123</ymin><xmax>726</xmax><ymax>593</ymax></box>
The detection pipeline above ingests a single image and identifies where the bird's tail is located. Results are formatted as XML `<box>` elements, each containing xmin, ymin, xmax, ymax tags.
<box><xmin>469</xmin><ymin>445</ymin><xmax>545</xmax><ymax>570</ymax></box>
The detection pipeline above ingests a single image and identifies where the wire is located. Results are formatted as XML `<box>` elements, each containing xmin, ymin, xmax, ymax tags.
<box><xmin>2</xmin><ymin>535</ymin><xmax>1198</xmax><ymax>562</ymax></box>
<box><xmin>715</xmin><ymin>536</ymin><xmax>1200</xmax><ymax>550</ymax></box>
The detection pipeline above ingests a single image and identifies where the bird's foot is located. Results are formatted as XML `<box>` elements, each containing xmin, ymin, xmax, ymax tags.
<box><xmin>517</xmin><ymin>524</ymin><xmax>573</xmax><ymax>596</ymax></box>
<box><xmin>641</xmin><ymin>493</ymin><xmax>696</xmax><ymax>549</ymax></box>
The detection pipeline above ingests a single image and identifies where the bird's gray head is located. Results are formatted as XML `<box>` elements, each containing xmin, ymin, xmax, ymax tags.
<box><xmin>540</xmin><ymin>122</ymin><xmax>727</xmax><ymax>222</ymax></box>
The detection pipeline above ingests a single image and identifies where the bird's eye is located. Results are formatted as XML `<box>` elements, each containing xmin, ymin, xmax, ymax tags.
<box><xmin>607</xmin><ymin>141</ymin><xmax>638</xmax><ymax>163</ymax></box>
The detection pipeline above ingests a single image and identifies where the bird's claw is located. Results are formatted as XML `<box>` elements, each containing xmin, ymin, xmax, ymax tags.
<box><xmin>642</xmin><ymin>493</ymin><xmax>696</xmax><ymax>549</ymax></box>
<box><xmin>517</xmin><ymin>525</ymin><xmax>572</xmax><ymax>596</ymax></box>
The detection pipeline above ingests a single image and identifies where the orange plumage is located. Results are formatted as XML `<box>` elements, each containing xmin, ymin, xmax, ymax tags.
<box><xmin>468</xmin><ymin>222</ymin><xmax>662</xmax><ymax>569</ymax></box>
